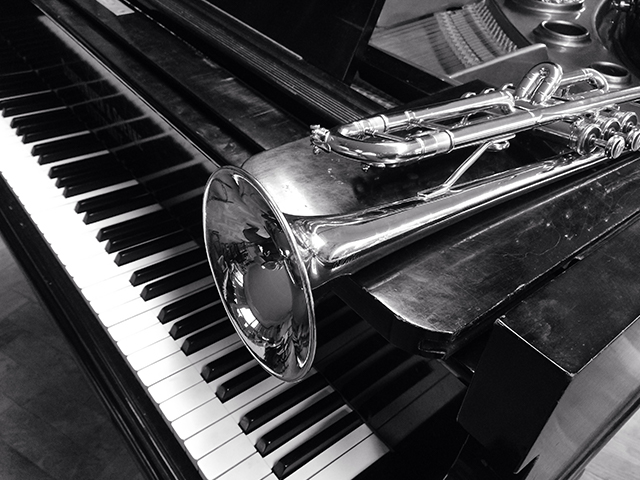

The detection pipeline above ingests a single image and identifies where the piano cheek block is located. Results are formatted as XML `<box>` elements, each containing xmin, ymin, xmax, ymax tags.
<box><xmin>459</xmin><ymin>221</ymin><xmax>640</xmax><ymax>479</ymax></box>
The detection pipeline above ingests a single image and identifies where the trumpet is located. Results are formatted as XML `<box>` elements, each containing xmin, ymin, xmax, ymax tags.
<box><xmin>203</xmin><ymin>62</ymin><xmax>640</xmax><ymax>382</ymax></box>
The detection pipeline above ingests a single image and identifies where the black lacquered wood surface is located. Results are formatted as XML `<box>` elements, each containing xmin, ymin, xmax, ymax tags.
<box><xmin>201</xmin><ymin>0</ymin><xmax>386</xmax><ymax>81</ymax></box>
<box><xmin>458</xmin><ymin>200</ymin><xmax>640</xmax><ymax>478</ymax></box>
<box><xmin>338</xmin><ymin>150</ymin><xmax>640</xmax><ymax>359</ymax></box>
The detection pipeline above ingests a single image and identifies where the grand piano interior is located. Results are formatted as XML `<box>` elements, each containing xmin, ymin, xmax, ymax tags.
<box><xmin>1</xmin><ymin>0</ymin><xmax>640</xmax><ymax>479</ymax></box>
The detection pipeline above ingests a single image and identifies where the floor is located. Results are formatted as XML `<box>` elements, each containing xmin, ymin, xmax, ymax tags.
<box><xmin>0</xmin><ymin>230</ymin><xmax>639</xmax><ymax>480</ymax></box>
<box><xmin>0</xmin><ymin>234</ymin><xmax>145</xmax><ymax>480</ymax></box>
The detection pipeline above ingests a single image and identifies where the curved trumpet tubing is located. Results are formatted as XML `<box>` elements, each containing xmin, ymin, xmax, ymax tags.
<box><xmin>310</xmin><ymin>63</ymin><xmax>632</xmax><ymax>167</ymax></box>
<box><xmin>204</xmin><ymin>62</ymin><xmax>640</xmax><ymax>382</ymax></box>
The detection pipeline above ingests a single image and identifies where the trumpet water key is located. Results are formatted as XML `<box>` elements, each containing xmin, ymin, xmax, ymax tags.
<box><xmin>203</xmin><ymin>62</ymin><xmax>640</xmax><ymax>382</ymax></box>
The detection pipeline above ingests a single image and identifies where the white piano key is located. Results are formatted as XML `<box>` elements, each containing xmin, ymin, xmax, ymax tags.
<box><xmin>171</xmin><ymin>397</ymin><xmax>228</xmax><ymax>441</ymax></box>
<box><xmin>223</xmin><ymin>376</ymin><xmax>284</xmax><ymax>415</ymax></box>
<box><xmin>89</xmin><ymin>282</ymin><xmax>148</xmax><ymax>311</ymax></box>
<box><xmin>285</xmin><ymin>426</ymin><xmax>382</xmax><ymax>480</ymax></box>
<box><xmin>138</xmin><ymin>328</ymin><xmax>242</xmax><ymax>389</ymax></box>
<box><xmin>126</xmin><ymin>336</ymin><xmax>180</xmax><ymax>371</ymax></box>
<box><xmin>118</xmin><ymin>323</ymin><xmax>169</xmax><ymax>356</ymax></box>
<box><xmin>308</xmin><ymin>432</ymin><xmax>389</xmax><ymax>480</ymax></box>
<box><xmin>147</xmin><ymin>365</ymin><xmax>202</xmax><ymax>404</ymax></box>
<box><xmin>244</xmin><ymin>386</ymin><xmax>334</xmax><ymax>445</ymax></box>
<box><xmin>82</xmin><ymin>271</ymin><xmax>145</xmax><ymax>302</ymax></box>
<box><xmin>199</xmin><ymin>351</ymin><xmax>257</xmax><ymax>394</ymax></box>
<box><xmin>137</xmin><ymin>350</ymin><xmax>192</xmax><ymax>388</ymax></box>
<box><xmin>160</xmin><ymin>381</ymin><xmax>216</xmax><ymax>423</ymax></box>
<box><xmin>186</xmin><ymin>328</ymin><xmax>240</xmax><ymax>359</ymax></box>
<box><xmin>158</xmin><ymin>302</ymin><xmax>221</xmax><ymax>336</ymax></box>
<box><xmin>261</xmin><ymin>406</ymin><xmax>352</xmax><ymax>469</ymax></box>
<box><xmin>18</xmin><ymin>177</ymin><xmax>134</xmax><ymax>213</ymax></box>
<box><xmin>215</xmin><ymin>452</ymin><xmax>272</xmax><ymax>480</ymax></box>
<box><xmin>98</xmin><ymin>276</ymin><xmax>210</xmax><ymax>327</ymax></box>
<box><xmin>197</xmin><ymin>434</ymin><xmax>255</xmax><ymax>479</ymax></box>
<box><xmin>184</xmin><ymin>416</ymin><xmax>243</xmax><ymax>461</ymax></box>
<box><xmin>107</xmin><ymin>308</ymin><xmax>163</xmax><ymax>342</ymax></box>
<box><xmin>71</xmin><ymin>241</ymin><xmax>195</xmax><ymax>289</ymax></box>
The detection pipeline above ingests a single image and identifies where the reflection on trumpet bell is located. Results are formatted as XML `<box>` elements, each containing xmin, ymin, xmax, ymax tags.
<box><xmin>310</xmin><ymin>62</ymin><xmax>640</xmax><ymax>167</ymax></box>
<box><xmin>204</xmin><ymin>62</ymin><xmax>640</xmax><ymax>382</ymax></box>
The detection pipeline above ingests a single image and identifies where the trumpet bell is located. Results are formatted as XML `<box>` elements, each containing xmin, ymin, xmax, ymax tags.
<box><xmin>203</xmin><ymin>167</ymin><xmax>315</xmax><ymax>382</ymax></box>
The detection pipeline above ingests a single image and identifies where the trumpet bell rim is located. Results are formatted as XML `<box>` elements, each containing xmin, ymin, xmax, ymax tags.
<box><xmin>203</xmin><ymin>166</ymin><xmax>316</xmax><ymax>382</ymax></box>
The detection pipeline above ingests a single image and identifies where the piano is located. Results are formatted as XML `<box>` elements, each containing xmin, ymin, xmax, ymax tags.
<box><xmin>1</xmin><ymin>0</ymin><xmax>640</xmax><ymax>479</ymax></box>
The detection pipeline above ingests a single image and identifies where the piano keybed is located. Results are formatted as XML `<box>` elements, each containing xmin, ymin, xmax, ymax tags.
<box><xmin>0</xmin><ymin>10</ymin><xmax>400</xmax><ymax>480</ymax></box>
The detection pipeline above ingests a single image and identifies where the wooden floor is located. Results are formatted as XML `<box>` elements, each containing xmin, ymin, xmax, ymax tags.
<box><xmin>0</xmin><ymin>231</ymin><xmax>639</xmax><ymax>480</ymax></box>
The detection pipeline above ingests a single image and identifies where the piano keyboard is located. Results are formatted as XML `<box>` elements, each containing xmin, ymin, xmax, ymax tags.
<box><xmin>0</xmin><ymin>11</ymin><xmax>392</xmax><ymax>480</ymax></box>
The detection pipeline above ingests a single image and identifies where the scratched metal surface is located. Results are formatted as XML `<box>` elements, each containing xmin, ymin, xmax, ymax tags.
<box><xmin>339</xmin><ymin>151</ymin><xmax>640</xmax><ymax>357</ymax></box>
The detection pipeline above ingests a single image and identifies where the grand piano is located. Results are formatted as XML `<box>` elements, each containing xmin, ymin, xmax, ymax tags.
<box><xmin>1</xmin><ymin>0</ymin><xmax>640</xmax><ymax>479</ymax></box>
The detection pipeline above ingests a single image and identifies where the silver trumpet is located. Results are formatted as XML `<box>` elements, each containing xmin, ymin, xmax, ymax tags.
<box><xmin>203</xmin><ymin>62</ymin><xmax>640</xmax><ymax>382</ymax></box>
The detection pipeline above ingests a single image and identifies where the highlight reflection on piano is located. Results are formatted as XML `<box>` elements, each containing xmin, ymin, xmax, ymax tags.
<box><xmin>2</xmin><ymin>0</ymin><xmax>640</xmax><ymax>479</ymax></box>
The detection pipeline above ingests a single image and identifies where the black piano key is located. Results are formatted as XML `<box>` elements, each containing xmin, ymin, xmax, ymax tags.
<box><xmin>130</xmin><ymin>247</ymin><xmax>206</xmax><ymax>286</ymax></box>
<box><xmin>255</xmin><ymin>392</ymin><xmax>344</xmax><ymax>457</ymax></box>
<box><xmin>94</xmin><ymin>117</ymin><xmax>166</xmax><ymax>150</ymax></box>
<box><xmin>319</xmin><ymin>332</ymin><xmax>388</xmax><ymax>384</ymax></box>
<box><xmin>29</xmin><ymin>68</ymin><xmax>77</xmax><ymax>90</ymax></box>
<box><xmin>1</xmin><ymin>91</ymin><xmax>63</xmax><ymax>116</ymax></box>
<box><xmin>52</xmin><ymin>95</ymin><xmax>134</xmax><ymax>131</ymax></box>
<box><xmin>55</xmin><ymin>165</ymin><xmax>127</xmax><ymax>189</ymax></box>
<box><xmin>0</xmin><ymin>77</ymin><xmax>48</xmax><ymax>98</ymax></box>
<box><xmin>140</xmin><ymin>262</ymin><xmax>211</xmax><ymax>301</ymax></box>
<box><xmin>52</xmin><ymin>82</ymin><xmax>106</xmax><ymax>106</ymax></box>
<box><xmin>97</xmin><ymin>209</ymin><xmax>173</xmax><ymax>242</ymax></box>
<box><xmin>0</xmin><ymin>62</ymin><xmax>34</xmax><ymax>76</ymax></box>
<box><xmin>148</xmin><ymin>175</ymin><xmax>203</xmax><ymax>203</ymax></box>
<box><xmin>49</xmin><ymin>152</ymin><xmax>114</xmax><ymax>178</ymax></box>
<box><xmin>21</xmin><ymin>118</ymin><xmax>86</xmax><ymax>143</ymax></box>
<box><xmin>167</xmin><ymin>194</ymin><xmax>202</xmax><ymax>219</ymax></box>
<box><xmin>63</xmin><ymin>173</ymin><xmax>133</xmax><ymax>197</ymax></box>
<box><xmin>114</xmin><ymin>230</ymin><xmax>191</xmax><ymax>266</ymax></box>
<box><xmin>272</xmin><ymin>411</ymin><xmax>362</xmax><ymax>479</ymax></box>
<box><xmin>157</xmin><ymin>285</ymin><xmax>220</xmax><ymax>324</ymax></box>
<box><xmin>11</xmin><ymin>108</ymin><xmax>76</xmax><ymax>129</ymax></box>
<box><xmin>113</xmin><ymin>135</ymin><xmax>195</xmax><ymax>176</ymax></box>
<box><xmin>105</xmin><ymin>219</ymin><xmax>181</xmax><ymax>254</ymax></box>
<box><xmin>34</xmin><ymin>134</ymin><xmax>104</xmax><ymax>164</ymax></box>
<box><xmin>357</xmin><ymin>359</ymin><xmax>434</xmax><ymax>421</ymax></box>
<box><xmin>0</xmin><ymin>71</ymin><xmax>34</xmax><ymax>88</ymax></box>
<box><xmin>83</xmin><ymin>194</ymin><xmax>156</xmax><ymax>224</ymax></box>
<box><xmin>239</xmin><ymin>374</ymin><xmax>328</xmax><ymax>434</ymax></box>
<box><xmin>216</xmin><ymin>365</ymin><xmax>270</xmax><ymax>403</ymax></box>
<box><xmin>169</xmin><ymin>304</ymin><xmax>223</xmax><ymax>340</ymax></box>
<box><xmin>339</xmin><ymin>348</ymin><xmax>410</xmax><ymax>404</ymax></box>
<box><xmin>2</xmin><ymin>69</ymin><xmax>72</xmax><ymax>99</ymax></box>
<box><xmin>201</xmin><ymin>346</ymin><xmax>253</xmax><ymax>383</ymax></box>
<box><xmin>75</xmin><ymin>184</ymin><xmax>148</xmax><ymax>214</ymax></box>
<box><xmin>180</xmin><ymin>319</ymin><xmax>235</xmax><ymax>356</ymax></box>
